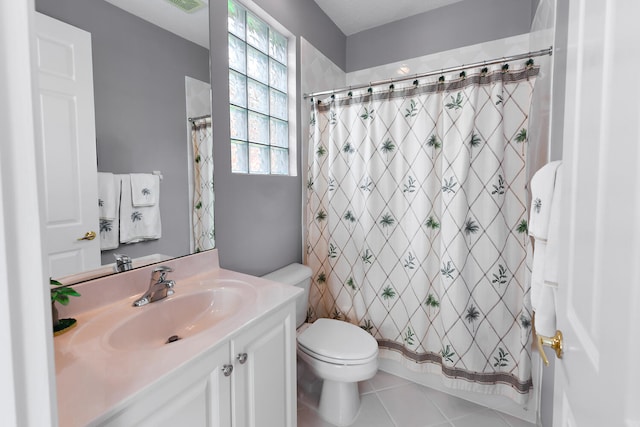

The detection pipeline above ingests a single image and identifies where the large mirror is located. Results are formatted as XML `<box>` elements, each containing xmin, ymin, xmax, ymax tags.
<box><xmin>35</xmin><ymin>0</ymin><xmax>212</xmax><ymax>284</ymax></box>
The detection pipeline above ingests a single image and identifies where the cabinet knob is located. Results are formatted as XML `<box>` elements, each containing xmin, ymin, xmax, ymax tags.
<box><xmin>236</xmin><ymin>353</ymin><xmax>248</xmax><ymax>364</ymax></box>
<box><xmin>221</xmin><ymin>364</ymin><xmax>233</xmax><ymax>377</ymax></box>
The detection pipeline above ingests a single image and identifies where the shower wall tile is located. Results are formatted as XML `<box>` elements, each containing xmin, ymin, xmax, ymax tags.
<box><xmin>185</xmin><ymin>76</ymin><xmax>211</xmax><ymax>119</ymax></box>
<box><xmin>529</xmin><ymin>0</ymin><xmax>557</xmax><ymax>170</ymax></box>
<box><xmin>346</xmin><ymin>34</ymin><xmax>530</xmax><ymax>86</ymax></box>
<box><xmin>300</xmin><ymin>37</ymin><xmax>346</xmax><ymax>98</ymax></box>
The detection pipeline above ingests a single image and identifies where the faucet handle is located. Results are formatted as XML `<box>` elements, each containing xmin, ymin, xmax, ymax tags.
<box><xmin>152</xmin><ymin>265</ymin><xmax>173</xmax><ymax>281</ymax></box>
<box><xmin>114</xmin><ymin>253</ymin><xmax>133</xmax><ymax>272</ymax></box>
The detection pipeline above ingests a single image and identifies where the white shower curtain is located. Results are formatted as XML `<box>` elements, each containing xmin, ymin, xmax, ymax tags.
<box><xmin>305</xmin><ymin>64</ymin><xmax>538</xmax><ymax>402</ymax></box>
<box><xmin>191</xmin><ymin>117</ymin><xmax>215</xmax><ymax>252</ymax></box>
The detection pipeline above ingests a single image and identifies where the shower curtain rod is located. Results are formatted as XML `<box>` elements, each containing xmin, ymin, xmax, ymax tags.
<box><xmin>188</xmin><ymin>114</ymin><xmax>211</xmax><ymax>122</ymax></box>
<box><xmin>303</xmin><ymin>46</ymin><xmax>553</xmax><ymax>99</ymax></box>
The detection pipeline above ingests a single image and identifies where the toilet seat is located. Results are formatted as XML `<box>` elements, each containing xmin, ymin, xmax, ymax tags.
<box><xmin>297</xmin><ymin>318</ymin><xmax>378</xmax><ymax>365</ymax></box>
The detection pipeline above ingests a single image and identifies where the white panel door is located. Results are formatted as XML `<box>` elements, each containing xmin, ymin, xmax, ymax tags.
<box><xmin>34</xmin><ymin>13</ymin><xmax>100</xmax><ymax>278</ymax></box>
<box><xmin>552</xmin><ymin>1</ymin><xmax>640</xmax><ymax>425</ymax></box>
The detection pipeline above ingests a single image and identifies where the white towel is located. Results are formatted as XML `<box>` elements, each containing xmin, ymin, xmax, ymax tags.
<box><xmin>529</xmin><ymin>161</ymin><xmax>561</xmax><ymax>240</ymax></box>
<box><xmin>529</xmin><ymin>162</ymin><xmax>562</xmax><ymax>337</ymax></box>
<box><xmin>130</xmin><ymin>173</ymin><xmax>159</xmax><ymax>207</ymax></box>
<box><xmin>119</xmin><ymin>175</ymin><xmax>161</xmax><ymax>244</ymax></box>
<box><xmin>100</xmin><ymin>175</ymin><xmax>121</xmax><ymax>251</ymax></box>
<box><xmin>98</xmin><ymin>172</ymin><xmax>117</xmax><ymax>220</ymax></box>
<box><xmin>544</xmin><ymin>164</ymin><xmax>562</xmax><ymax>287</ymax></box>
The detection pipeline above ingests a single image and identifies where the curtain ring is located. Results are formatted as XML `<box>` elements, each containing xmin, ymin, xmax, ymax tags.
<box><xmin>501</xmin><ymin>57</ymin><xmax>509</xmax><ymax>73</ymax></box>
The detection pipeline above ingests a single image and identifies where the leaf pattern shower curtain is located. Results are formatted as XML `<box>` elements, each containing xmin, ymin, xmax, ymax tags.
<box><xmin>305</xmin><ymin>65</ymin><xmax>538</xmax><ymax>402</ymax></box>
<box><xmin>191</xmin><ymin>117</ymin><xmax>215</xmax><ymax>252</ymax></box>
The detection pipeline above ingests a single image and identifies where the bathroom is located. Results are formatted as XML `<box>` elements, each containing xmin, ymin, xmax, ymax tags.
<box><xmin>1</xmin><ymin>0</ymin><xmax>639</xmax><ymax>426</ymax></box>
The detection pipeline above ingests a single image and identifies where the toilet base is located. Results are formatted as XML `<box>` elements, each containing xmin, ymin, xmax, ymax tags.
<box><xmin>318</xmin><ymin>379</ymin><xmax>361</xmax><ymax>427</ymax></box>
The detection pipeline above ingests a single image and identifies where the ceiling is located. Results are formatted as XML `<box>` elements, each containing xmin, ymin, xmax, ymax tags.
<box><xmin>313</xmin><ymin>0</ymin><xmax>464</xmax><ymax>36</ymax></box>
<box><xmin>104</xmin><ymin>0</ymin><xmax>210</xmax><ymax>48</ymax></box>
<box><xmin>103</xmin><ymin>0</ymin><xmax>464</xmax><ymax>49</ymax></box>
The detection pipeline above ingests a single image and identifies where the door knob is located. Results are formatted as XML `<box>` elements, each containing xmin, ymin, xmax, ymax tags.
<box><xmin>77</xmin><ymin>231</ymin><xmax>96</xmax><ymax>241</ymax></box>
<box><xmin>536</xmin><ymin>330</ymin><xmax>563</xmax><ymax>366</ymax></box>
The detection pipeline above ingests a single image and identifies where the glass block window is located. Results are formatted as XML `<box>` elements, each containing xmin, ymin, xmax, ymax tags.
<box><xmin>228</xmin><ymin>0</ymin><xmax>289</xmax><ymax>175</ymax></box>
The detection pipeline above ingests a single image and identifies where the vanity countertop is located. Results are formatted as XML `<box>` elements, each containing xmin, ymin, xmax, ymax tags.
<box><xmin>53</xmin><ymin>250</ymin><xmax>301</xmax><ymax>427</ymax></box>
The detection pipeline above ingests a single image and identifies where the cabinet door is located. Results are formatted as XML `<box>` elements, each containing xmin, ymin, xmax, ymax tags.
<box><xmin>102</xmin><ymin>344</ymin><xmax>231</xmax><ymax>427</ymax></box>
<box><xmin>231</xmin><ymin>304</ymin><xmax>296</xmax><ymax>427</ymax></box>
<box><xmin>206</xmin><ymin>344</ymin><xmax>233</xmax><ymax>427</ymax></box>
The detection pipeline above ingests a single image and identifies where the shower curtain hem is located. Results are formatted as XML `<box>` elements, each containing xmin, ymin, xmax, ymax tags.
<box><xmin>378</xmin><ymin>348</ymin><xmax>532</xmax><ymax>405</ymax></box>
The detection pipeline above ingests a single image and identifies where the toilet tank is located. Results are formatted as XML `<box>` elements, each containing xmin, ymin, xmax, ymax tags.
<box><xmin>262</xmin><ymin>263</ymin><xmax>312</xmax><ymax>328</ymax></box>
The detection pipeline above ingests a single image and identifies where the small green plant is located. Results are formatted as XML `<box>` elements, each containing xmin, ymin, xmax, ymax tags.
<box><xmin>50</xmin><ymin>278</ymin><xmax>80</xmax><ymax>306</ymax></box>
<box><xmin>50</xmin><ymin>278</ymin><xmax>81</xmax><ymax>332</ymax></box>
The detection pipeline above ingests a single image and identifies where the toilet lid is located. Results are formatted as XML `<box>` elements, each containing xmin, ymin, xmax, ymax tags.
<box><xmin>297</xmin><ymin>318</ymin><xmax>378</xmax><ymax>363</ymax></box>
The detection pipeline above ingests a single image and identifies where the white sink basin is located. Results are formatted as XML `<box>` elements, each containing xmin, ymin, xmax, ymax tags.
<box><xmin>107</xmin><ymin>288</ymin><xmax>244</xmax><ymax>351</ymax></box>
<box><xmin>70</xmin><ymin>281</ymin><xmax>255</xmax><ymax>352</ymax></box>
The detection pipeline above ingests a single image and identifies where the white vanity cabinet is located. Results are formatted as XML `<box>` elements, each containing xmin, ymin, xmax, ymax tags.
<box><xmin>98</xmin><ymin>303</ymin><xmax>296</xmax><ymax>427</ymax></box>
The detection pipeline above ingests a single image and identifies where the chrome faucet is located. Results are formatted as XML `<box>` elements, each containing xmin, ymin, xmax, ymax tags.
<box><xmin>114</xmin><ymin>253</ymin><xmax>133</xmax><ymax>272</ymax></box>
<box><xmin>132</xmin><ymin>266</ymin><xmax>175</xmax><ymax>307</ymax></box>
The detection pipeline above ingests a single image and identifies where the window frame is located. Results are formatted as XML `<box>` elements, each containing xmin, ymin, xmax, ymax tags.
<box><xmin>227</xmin><ymin>0</ymin><xmax>297</xmax><ymax>176</ymax></box>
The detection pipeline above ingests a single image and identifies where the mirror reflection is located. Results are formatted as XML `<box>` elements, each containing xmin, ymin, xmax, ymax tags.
<box><xmin>35</xmin><ymin>0</ymin><xmax>212</xmax><ymax>285</ymax></box>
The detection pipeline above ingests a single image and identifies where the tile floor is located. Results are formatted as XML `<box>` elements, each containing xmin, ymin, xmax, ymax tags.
<box><xmin>297</xmin><ymin>370</ymin><xmax>536</xmax><ymax>427</ymax></box>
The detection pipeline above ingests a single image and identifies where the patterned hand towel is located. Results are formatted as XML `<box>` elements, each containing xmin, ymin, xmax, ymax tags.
<box><xmin>98</xmin><ymin>172</ymin><xmax>117</xmax><ymax>220</ymax></box>
<box><xmin>120</xmin><ymin>175</ymin><xmax>161</xmax><ymax>243</ymax></box>
<box><xmin>100</xmin><ymin>175</ymin><xmax>120</xmax><ymax>251</ymax></box>
<box><xmin>528</xmin><ymin>162</ymin><xmax>563</xmax><ymax>337</ymax></box>
<box><xmin>130</xmin><ymin>173</ymin><xmax>158</xmax><ymax>207</ymax></box>
<box><xmin>544</xmin><ymin>164</ymin><xmax>562</xmax><ymax>288</ymax></box>
<box><xmin>528</xmin><ymin>160</ymin><xmax>561</xmax><ymax>240</ymax></box>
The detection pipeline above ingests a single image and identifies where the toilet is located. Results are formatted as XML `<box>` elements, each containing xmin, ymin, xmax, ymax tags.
<box><xmin>263</xmin><ymin>264</ymin><xmax>379</xmax><ymax>427</ymax></box>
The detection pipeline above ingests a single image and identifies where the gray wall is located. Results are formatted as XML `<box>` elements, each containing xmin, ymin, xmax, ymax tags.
<box><xmin>346</xmin><ymin>0</ymin><xmax>537</xmax><ymax>72</ymax></box>
<box><xmin>242</xmin><ymin>0</ymin><xmax>346</xmax><ymax>71</ymax></box>
<box><xmin>209</xmin><ymin>0</ymin><xmax>345</xmax><ymax>276</ymax></box>
<box><xmin>35</xmin><ymin>0</ymin><xmax>211</xmax><ymax>265</ymax></box>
